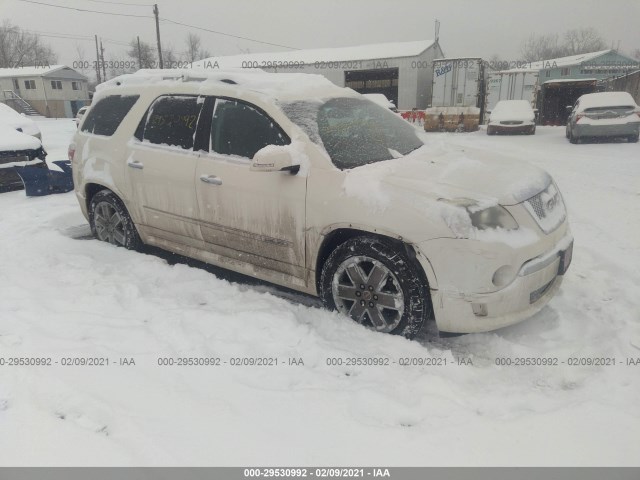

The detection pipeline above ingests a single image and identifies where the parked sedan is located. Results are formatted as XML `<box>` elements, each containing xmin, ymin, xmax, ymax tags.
<box><xmin>0</xmin><ymin>123</ymin><xmax>47</xmax><ymax>192</ymax></box>
<box><xmin>566</xmin><ymin>92</ymin><xmax>640</xmax><ymax>143</ymax></box>
<box><xmin>487</xmin><ymin>100</ymin><xmax>536</xmax><ymax>135</ymax></box>
<box><xmin>0</xmin><ymin>102</ymin><xmax>42</xmax><ymax>140</ymax></box>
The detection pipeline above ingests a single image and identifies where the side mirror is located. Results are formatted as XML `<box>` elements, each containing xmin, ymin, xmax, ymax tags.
<box><xmin>250</xmin><ymin>145</ymin><xmax>300</xmax><ymax>174</ymax></box>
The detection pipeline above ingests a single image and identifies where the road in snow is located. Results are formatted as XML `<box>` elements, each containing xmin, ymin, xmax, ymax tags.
<box><xmin>0</xmin><ymin>119</ymin><xmax>639</xmax><ymax>466</ymax></box>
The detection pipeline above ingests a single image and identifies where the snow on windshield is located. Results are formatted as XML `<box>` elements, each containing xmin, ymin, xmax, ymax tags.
<box><xmin>281</xmin><ymin>97</ymin><xmax>423</xmax><ymax>170</ymax></box>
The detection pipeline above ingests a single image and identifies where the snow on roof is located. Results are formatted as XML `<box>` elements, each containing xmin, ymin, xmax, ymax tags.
<box><xmin>0</xmin><ymin>65</ymin><xmax>72</xmax><ymax>78</ymax></box>
<box><xmin>578</xmin><ymin>91</ymin><xmax>638</xmax><ymax>109</ymax></box>
<box><xmin>497</xmin><ymin>50</ymin><xmax>621</xmax><ymax>74</ymax></box>
<box><xmin>192</xmin><ymin>40</ymin><xmax>436</xmax><ymax>68</ymax></box>
<box><xmin>543</xmin><ymin>78</ymin><xmax>597</xmax><ymax>84</ymax></box>
<box><xmin>97</xmin><ymin>68</ymin><xmax>350</xmax><ymax>102</ymax></box>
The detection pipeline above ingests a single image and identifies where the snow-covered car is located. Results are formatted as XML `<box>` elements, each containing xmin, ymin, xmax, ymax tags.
<box><xmin>566</xmin><ymin>92</ymin><xmax>640</xmax><ymax>144</ymax></box>
<box><xmin>71</xmin><ymin>69</ymin><xmax>573</xmax><ymax>337</ymax></box>
<box><xmin>0</xmin><ymin>123</ymin><xmax>47</xmax><ymax>192</ymax></box>
<box><xmin>487</xmin><ymin>100</ymin><xmax>536</xmax><ymax>135</ymax></box>
<box><xmin>75</xmin><ymin>105</ymin><xmax>89</xmax><ymax>126</ymax></box>
<box><xmin>0</xmin><ymin>102</ymin><xmax>42</xmax><ymax>140</ymax></box>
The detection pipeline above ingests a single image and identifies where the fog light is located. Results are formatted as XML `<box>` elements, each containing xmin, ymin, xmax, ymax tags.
<box><xmin>472</xmin><ymin>303</ymin><xmax>488</xmax><ymax>317</ymax></box>
<box><xmin>492</xmin><ymin>265</ymin><xmax>516</xmax><ymax>288</ymax></box>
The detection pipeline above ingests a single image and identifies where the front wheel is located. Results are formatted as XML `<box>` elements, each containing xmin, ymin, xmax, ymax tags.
<box><xmin>320</xmin><ymin>236</ymin><xmax>430</xmax><ymax>339</ymax></box>
<box><xmin>89</xmin><ymin>189</ymin><xmax>141</xmax><ymax>250</ymax></box>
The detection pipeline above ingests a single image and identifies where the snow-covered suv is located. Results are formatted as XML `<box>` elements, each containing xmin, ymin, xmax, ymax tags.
<box><xmin>71</xmin><ymin>69</ymin><xmax>573</xmax><ymax>337</ymax></box>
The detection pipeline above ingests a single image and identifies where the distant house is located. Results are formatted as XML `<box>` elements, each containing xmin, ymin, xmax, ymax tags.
<box><xmin>0</xmin><ymin>65</ymin><xmax>90</xmax><ymax>118</ymax></box>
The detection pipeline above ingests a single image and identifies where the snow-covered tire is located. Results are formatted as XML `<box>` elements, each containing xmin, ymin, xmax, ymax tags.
<box><xmin>320</xmin><ymin>236</ymin><xmax>430</xmax><ymax>339</ymax></box>
<box><xmin>628</xmin><ymin>134</ymin><xmax>639</xmax><ymax>143</ymax></box>
<box><xmin>89</xmin><ymin>189</ymin><xmax>141</xmax><ymax>250</ymax></box>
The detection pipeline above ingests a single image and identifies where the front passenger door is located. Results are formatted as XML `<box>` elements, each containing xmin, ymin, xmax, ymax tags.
<box><xmin>195</xmin><ymin>98</ymin><xmax>307</xmax><ymax>285</ymax></box>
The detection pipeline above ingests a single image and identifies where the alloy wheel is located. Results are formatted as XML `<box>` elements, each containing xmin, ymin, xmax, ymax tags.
<box><xmin>331</xmin><ymin>255</ymin><xmax>405</xmax><ymax>333</ymax></box>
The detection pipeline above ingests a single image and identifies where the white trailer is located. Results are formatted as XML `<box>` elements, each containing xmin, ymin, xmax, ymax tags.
<box><xmin>486</xmin><ymin>69</ymin><xmax>539</xmax><ymax>113</ymax></box>
<box><xmin>427</xmin><ymin>58</ymin><xmax>486</xmax><ymax>130</ymax></box>
<box><xmin>431</xmin><ymin>58</ymin><xmax>485</xmax><ymax>109</ymax></box>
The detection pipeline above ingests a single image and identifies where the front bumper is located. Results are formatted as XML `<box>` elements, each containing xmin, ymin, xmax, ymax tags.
<box><xmin>418</xmin><ymin>230</ymin><xmax>573</xmax><ymax>334</ymax></box>
<box><xmin>489</xmin><ymin>122</ymin><xmax>535</xmax><ymax>134</ymax></box>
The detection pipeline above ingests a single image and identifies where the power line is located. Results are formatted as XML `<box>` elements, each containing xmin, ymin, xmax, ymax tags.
<box><xmin>16</xmin><ymin>0</ymin><xmax>153</xmax><ymax>18</ymax></box>
<box><xmin>16</xmin><ymin>0</ymin><xmax>298</xmax><ymax>51</ymax></box>
<box><xmin>85</xmin><ymin>0</ymin><xmax>153</xmax><ymax>6</ymax></box>
<box><xmin>23</xmin><ymin>28</ymin><xmax>130</xmax><ymax>47</ymax></box>
<box><xmin>160</xmin><ymin>18</ymin><xmax>298</xmax><ymax>50</ymax></box>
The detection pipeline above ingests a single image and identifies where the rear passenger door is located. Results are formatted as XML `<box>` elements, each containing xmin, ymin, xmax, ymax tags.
<box><xmin>195</xmin><ymin>98</ymin><xmax>307</xmax><ymax>283</ymax></box>
<box><xmin>127</xmin><ymin>95</ymin><xmax>206</xmax><ymax>246</ymax></box>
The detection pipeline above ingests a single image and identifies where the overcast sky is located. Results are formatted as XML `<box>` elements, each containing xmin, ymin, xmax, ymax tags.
<box><xmin>1</xmin><ymin>0</ymin><xmax>639</xmax><ymax>68</ymax></box>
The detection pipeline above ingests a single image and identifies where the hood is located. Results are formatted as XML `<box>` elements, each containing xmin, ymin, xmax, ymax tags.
<box><xmin>350</xmin><ymin>144</ymin><xmax>551</xmax><ymax>207</ymax></box>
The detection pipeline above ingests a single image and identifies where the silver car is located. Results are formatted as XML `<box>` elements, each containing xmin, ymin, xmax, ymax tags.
<box><xmin>566</xmin><ymin>92</ymin><xmax>640</xmax><ymax>143</ymax></box>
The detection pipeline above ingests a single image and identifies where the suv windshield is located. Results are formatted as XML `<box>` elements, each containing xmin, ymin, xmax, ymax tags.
<box><xmin>282</xmin><ymin>97</ymin><xmax>424</xmax><ymax>170</ymax></box>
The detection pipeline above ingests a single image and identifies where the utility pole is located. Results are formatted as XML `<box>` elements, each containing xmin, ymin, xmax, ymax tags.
<box><xmin>153</xmin><ymin>4</ymin><xmax>163</xmax><ymax>68</ymax></box>
<box><xmin>94</xmin><ymin>35</ymin><xmax>102</xmax><ymax>84</ymax></box>
<box><xmin>100</xmin><ymin>39</ymin><xmax>107</xmax><ymax>81</ymax></box>
<box><xmin>137</xmin><ymin>36</ymin><xmax>143</xmax><ymax>69</ymax></box>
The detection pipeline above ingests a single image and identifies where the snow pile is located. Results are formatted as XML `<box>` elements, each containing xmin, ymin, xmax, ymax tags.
<box><xmin>0</xmin><ymin>123</ymin><xmax>41</xmax><ymax>151</ymax></box>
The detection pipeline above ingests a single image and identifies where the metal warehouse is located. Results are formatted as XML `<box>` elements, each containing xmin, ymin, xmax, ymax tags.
<box><xmin>192</xmin><ymin>40</ymin><xmax>444</xmax><ymax>110</ymax></box>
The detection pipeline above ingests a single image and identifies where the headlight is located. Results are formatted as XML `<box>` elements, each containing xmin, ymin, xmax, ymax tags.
<box><xmin>469</xmin><ymin>206</ymin><xmax>518</xmax><ymax>230</ymax></box>
<box><xmin>439</xmin><ymin>198</ymin><xmax>519</xmax><ymax>238</ymax></box>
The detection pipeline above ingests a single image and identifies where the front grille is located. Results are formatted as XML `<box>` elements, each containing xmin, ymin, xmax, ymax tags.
<box><xmin>524</xmin><ymin>182</ymin><xmax>566</xmax><ymax>234</ymax></box>
<box><xmin>528</xmin><ymin>194</ymin><xmax>546</xmax><ymax>218</ymax></box>
<box><xmin>500</xmin><ymin>121</ymin><xmax>523</xmax><ymax>125</ymax></box>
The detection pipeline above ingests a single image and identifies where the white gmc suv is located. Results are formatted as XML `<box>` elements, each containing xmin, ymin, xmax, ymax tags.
<box><xmin>70</xmin><ymin>69</ymin><xmax>573</xmax><ymax>338</ymax></box>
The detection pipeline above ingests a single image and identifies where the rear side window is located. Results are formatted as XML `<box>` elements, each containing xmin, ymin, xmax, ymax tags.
<box><xmin>81</xmin><ymin>95</ymin><xmax>139</xmax><ymax>136</ymax></box>
<box><xmin>137</xmin><ymin>95</ymin><xmax>204</xmax><ymax>150</ymax></box>
<box><xmin>211</xmin><ymin>99</ymin><xmax>289</xmax><ymax>159</ymax></box>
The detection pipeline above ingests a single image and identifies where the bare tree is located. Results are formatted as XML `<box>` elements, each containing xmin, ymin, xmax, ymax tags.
<box><xmin>128</xmin><ymin>38</ymin><xmax>157</xmax><ymax>69</ymax></box>
<box><xmin>183</xmin><ymin>33</ymin><xmax>210</xmax><ymax>62</ymax></box>
<box><xmin>0</xmin><ymin>21</ymin><xmax>57</xmax><ymax>68</ymax></box>
<box><xmin>521</xmin><ymin>33</ymin><xmax>564</xmax><ymax>62</ymax></box>
<box><xmin>162</xmin><ymin>44</ymin><xmax>178</xmax><ymax>68</ymax></box>
<box><xmin>563</xmin><ymin>27</ymin><xmax>607</xmax><ymax>56</ymax></box>
<box><xmin>521</xmin><ymin>27</ymin><xmax>608</xmax><ymax>62</ymax></box>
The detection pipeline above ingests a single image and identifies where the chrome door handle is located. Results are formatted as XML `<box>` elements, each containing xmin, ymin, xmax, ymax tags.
<box><xmin>200</xmin><ymin>174</ymin><xmax>223</xmax><ymax>185</ymax></box>
<box><xmin>127</xmin><ymin>160</ymin><xmax>144</xmax><ymax>170</ymax></box>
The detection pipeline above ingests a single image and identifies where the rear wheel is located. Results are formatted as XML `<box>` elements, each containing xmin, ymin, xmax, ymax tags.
<box><xmin>569</xmin><ymin>129</ymin><xmax>579</xmax><ymax>144</ymax></box>
<box><xmin>320</xmin><ymin>236</ymin><xmax>430</xmax><ymax>339</ymax></box>
<box><xmin>89</xmin><ymin>189</ymin><xmax>141</xmax><ymax>250</ymax></box>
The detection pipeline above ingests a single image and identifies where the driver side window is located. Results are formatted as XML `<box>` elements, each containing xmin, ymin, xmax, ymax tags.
<box><xmin>210</xmin><ymin>99</ymin><xmax>289</xmax><ymax>159</ymax></box>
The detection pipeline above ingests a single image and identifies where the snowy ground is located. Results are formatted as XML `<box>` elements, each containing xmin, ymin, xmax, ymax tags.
<box><xmin>0</xmin><ymin>119</ymin><xmax>639</xmax><ymax>466</ymax></box>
